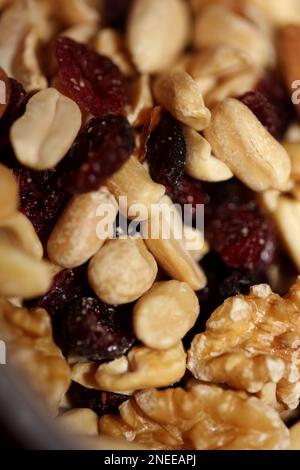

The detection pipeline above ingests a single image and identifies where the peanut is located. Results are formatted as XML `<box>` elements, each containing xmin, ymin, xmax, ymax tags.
<box><xmin>106</xmin><ymin>156</ymin><xmax>165</xmax><ymax>221</ymax></box>
<box><xmin>282</xmin><ymin>142</ymin><xmax>300</xmax><ymax>181</ymax></box>
<box><xmin>204</xmin><ymin>98</ymin><xmax>291</xmax><ymax>192</ymax></box>
<box><xmin>184</xmin><ymin>126</ymin><xmax>233</xmax><ymax>182</ymax></box>
<box><xmin>94</xmin><ymin>28</ymin><xmax>134</xmax><ymax>77</ymax></box>
<box><xmin>133</xmin><ymin>281</ymin><xmax>200</xmax><ymax>350</ymax></box>
<box><xmin>88</xmin><ymin>238</ymin><xmax>158</xmax><ymax>306</ymax></box>
<box><xmin>153</xmin><ymin>72</ymin><xmax>211</xmax><ymax>131</ymax></box>
<box><xmin>57</xmin><ymin>409</ymin><xmax>99</xmax><ymax>437</ymax></box>
<box><xmin>127</xmin><ymin>75</ymin><xmax>153</xmax><ymax>128</ymax></box>
<box><xmin>11</xmin><ymin>88</ymin><xmax>82</xmax><ymax>170</ymax></box>
<box><xmin>47</xmin><ymin>188</ymin><xmax>117</xmax><ymax>269</ymax></box>
<box><xmin>126</xmin><ymin>0</ymin><xmax>190</xmax><ymax>73</ymax></box>
<box><xmin>0</xmin><ymin>164</ymin><xmax>18</xmax><ymax>220</ymax></box>
<box><xmin>51</xmin><ymin>0</ymin><xmax>100</xmax><ymax>27</ymax></box>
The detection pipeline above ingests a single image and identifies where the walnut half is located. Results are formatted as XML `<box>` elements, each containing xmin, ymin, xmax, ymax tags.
<box><xmin>188</xmin><ymin>279</ymin><xmax>300</xmax><ymax>410</ymax></box>
<box><xmin>0</xmin><ymin>299</ymin><xmax>71</xmax><ymax>414</ymax></box>
<box><xmin>99</xmin><ymin>383</ymin><xmax>290</xmax><ymax>450</ymax></box>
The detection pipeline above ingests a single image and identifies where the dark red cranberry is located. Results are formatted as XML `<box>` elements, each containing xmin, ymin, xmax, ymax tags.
<box><xmin>147</xmin><ymin>112</ymin><xmax>186</xmax><ymax>187</ymax></box>
<box><xmin>68</xmin><ymin>382</ymin><xmax>128</xmax><ymax>417</ymax></box>
<box><xmin>166</xmin><ymin>176</ymin><xmax>208</xmax><ymax>220</ymax></box>
<box><xmin>206</xmin><ymin>202</ymin><xmax>276</xmax><ymax>270</ymax></box>
<box><xmin>102</xmin><ymin>0</ymin><xmax>133</xmax><ymax>30</ymax></box>
<box><xmin>55</xmin><ymin>36</ymin><xmax>127</xmax><ymax>117</ymax></box>
<box><xmin>13</xmin><ymin>167</ymin><xmax>68</xmax><ymax>244</ymax></box>
<box><xmin>59</xmin><ymin>115</ymin><xmax>135</xmax><ymax>194</ymax></box>
<box><xmin>62</xmin><ymin>297</ymin><xmax>135</xmax><ymax>361</ymax></box>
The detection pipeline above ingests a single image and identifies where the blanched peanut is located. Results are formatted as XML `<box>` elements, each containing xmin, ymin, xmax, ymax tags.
<box><xmin>51</xmin><ymin>0</ymin><xmax>100</xmax><ymax>27</ymax></box>
<box><xmin>133</xmin><ymin>281</ymin><xmax>200</xmax><ymax>350</ymax></box>
<box><xmin>0</xmin><ymin>234</ymin><xmax>51</xmax><ymax>299</ymax></box>
<box><xmin>194</xmin><ymin>4</ymin><xmax>275</xmax><ymax>68</ymax></box>
<box><xmin>153</xmin><ymin>72</ymin><xmax>211</xmax><ymax>131</ymax></box>
<box><xmin>94</xmin><ymin>28</ymin><xmax>134</xmax><ymax>77</ymax></box>
<box><xmin>57</xmin><ymin>409</ymin><xmax>99</xmax><ymax>437</ymax></box>
<box><xmin>0</xmin><ymin>164</ymin><xmax>18</xmax><ymax>220</ymax></box>
<box><xmin>282</xmin><ymin>142</ymin><xmax>300</xmax><ymax>181</ymax></box>
<box><xmin>0</xmin><ymin>212</ymin><xmax>43</xmax><ymax>260</ymax></box>
<box><xmin>11</xmin><ymin>88</ymin><xmax>82</xmax><ymax>170</ymax></box>
<box><xmin>183</xmin><ymin>225</ymin><xmax>209</xmax><ymax>262</ymax></box>
<box><xmin>204</xmin><ymin>98</ymin><xmax>291</xmax><ymax>192</ymax></box>
<box><xmin>127</xmin><ymin>75</ymin><xmax>153</xmax><ymax>127</ymax></box>
<box><xmin>126</xmin><ymin>0</ymin><xmax>189</xmax><ymax>73</ymax></box>
<box><xmin>106</xmin><ymin>156</ymin><xmax>165</xmax><ymax>221</ymax></box>
<box><xmin>47</xmin><ymin>188</ymin><xmax>117</xmax><ymax>269</ymax></box>
<box><xmin>62</xmin><ymin>22</ymin><xmax>98</xmax><ymax>44</ymax></box>
<box><xmin>184</xmin><ymin>127</ymin><xmax>233</xmax><ymax>182</ymax></box>
<box><xmin>141</xmin><ymin>197</ymin><xmax>207</xmax><ymax>291</ymax></box>
<box><xmin>88</xmin><ymin>238</ymin><xmax>158</xmax><ymax>306</ymax></box>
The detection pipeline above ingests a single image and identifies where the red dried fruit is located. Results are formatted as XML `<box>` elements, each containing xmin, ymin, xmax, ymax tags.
<box><xmin>147</xmin><ymin>112</ymin><xmax>186</xmax><ymax>187</ymax></box>
<box><xmin>167</xmin><ymin>176</ymin><xmax>208</xmax><ymax>219</ymax></box>
<box><xmin>206</xmin><ymin>202</ymin><xmax>276</xmax><ymax>270</ymax></box>
<box><xmin>62</xmin><ymin>297</ymin><xmax>135</xmax><ymax>361</ymax></box>
<box><xmin>60</xmin><ymin>115</ymin><xmax>135</xmax><ymax>194</ymax></box>
<box><xmin>239</xmin><ymin>75</ymin><xmax>294</xmax><ymax>140</ymax></box>
<box><xmin>55</xmin><ymin>36</ymin><xmax>127</xmax><ymax>117</ymax></box>
<box><xmin>13</xmin><ymin>167</ymin><xmax>68</xmax><ymax>244</ymax></box>
<box><xmin>68</xmin><ymin>382</ymin><xmax>128</xmax><ymax>417</ymax></box>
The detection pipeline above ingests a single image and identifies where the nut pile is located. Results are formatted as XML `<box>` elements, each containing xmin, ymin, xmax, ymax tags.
<box><xmin>1</xmin><ymin>0</ymin><xmax>300</xmax><ymax>451</ymax></box>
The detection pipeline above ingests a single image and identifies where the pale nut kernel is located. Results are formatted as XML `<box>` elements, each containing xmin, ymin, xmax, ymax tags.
<box><xmin>141</xmin><ymin>197</ymin><xmax>207</xmax><ymax>291</ymax></box>
<box><xmin>88</xmin><ymin>238</ymin><xmax>158</xmax><ymax>306</ymax></box>
<box><xmin>183</xmin><ymin>126</ymin><xmax>233</xmax><ymax>182</ymax></box>
<box><xmin>133</xmin><ymin>281</ymin><xmax>200</xmax><ymax>350</ymax></box>
<box><xmin>0</xmin><ymin>211</ymin><xmax>43</xmax><ymax>260</ymax></box>
<box><xmin>126</xmin><ymin>0</ymin><xmax>190</xmax><ymax>73</ymax></box>
<box><xmin>0</xmin><ymin>234</ymin><xmax>52</xmax><ymax>299</ymax></box>
<box><xmin>272</xmin><ymin>196</ymin><xmax>300</xmax><ymax>272</ymax></box>
<box><xmin>251</xmin><ymin>0</ymin><xmax>300</xmax><ymax>25</ymax></box>
<box><xmin>57</xmin><ymin>409</ymin><xmax>99</xmax><ymax>437</ymax></box>
<box><xmin>11</xmin><ymin>88</ymin><xmax>82</xmax><ymax>170</ymax></box>
<box><xmin>204</xmin><ymin>67</ymin><xmax>261</xmax><ymax>109</ymax></box>
<box><xmin>94</xmin><ymin>28</ymin><xmax>135</xmax><ymax>77</ymax></box>
<box><xmin>47</xmin><ymin>188</ymin><xmax>118</xmax><ymax>269</ymax></box>
<box><xmin>289</xmin><ymin>421</ymin><xmax>300</xmax><ymax>450</ymax></box>
<box><xmin>51</xmin><ymin>0</ymin><xmax>100</xmax><ymax>26</ymax></box>
<box><xmin>99</xmin><ymin>384</ymin><xmax>290</xmax><ymax>450</ymax></box>
<box><xmin>12</xmin><ymin>27</ymin><xmax>48</xmax><ymax>93</ymax></box>
<box><xmin>188</xmin><ymin>46</ymin><xmax>252</xmax><ymax>82</ymax></box>
<box><xmin>127</xmin><ymin>75</ymin><xmax>153</xmax><ymax>128</ymax></box>
<box><xmin>183</xmin><ymin>225</ymin><xmax>209</xmax><ymax>262</ymax></box>
<box><xmin>153</xmin><ymin>72</ymin><xmax>211</xmax><ymax>131</ymax></box>
<box><xmin>94</xmin><ymin>343</ymin><xmax>187</xmax><ymax>392</ymax></box>
<box><xmin>204</xmin><ymin>98</ymin><xmax>291</xmax><ymax>192</ymax></box>
<box><xmin>194</xmin><ymin>4</ymin><xmax>275</xmax><ymax>68</ymax></box>
<box><xmin>0</xmin><ymin>163</ymin><xmax>19</xmax><ymax>220</ymax></box>
<box><xmin>106</xmin><ymin>156</ymin><xmax>165</xmax><ymax>221</ymax></box>
<box><xmin>62</xmin><ymin>22</ymin><xmax>98</xmax><ymax>44</ymax></box>
<box><xmin>282</xmin><ymin>142</ymin><xmax>300</xmax><ymax>181</ymax></box>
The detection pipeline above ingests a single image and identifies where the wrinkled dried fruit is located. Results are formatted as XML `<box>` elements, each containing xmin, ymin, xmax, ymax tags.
<box><xmin>60</xmin><ymin>115</ymin><xmax>135</xmax><ymax>194</ymax></box>
<box><xmin>146</xmin><ymin>112</ymin><xmax>186</xmax><ymax>187</ymax></box>
<box><xmin>68</xmin><ymin>381</ymin><xmax>128</xmax><ymax>417</ymax></box>
<box><xmin>55</xmin><ymin>36</ymin><xmax>127</xmax><ymax>117</ymax></box>
<box><xmin>62</xmin><ymin>297</ymin><xmax>135</xmax><ymax>361</ymax></box>
<box><xmin>206</xmin><ymin>202</ymin><xmax>276</xmax><ymax>270</ymax></box>
<box><xmin>166</xmin><ymin>176</ymin><xmax>208</xmax><ymax>219</ymax></box>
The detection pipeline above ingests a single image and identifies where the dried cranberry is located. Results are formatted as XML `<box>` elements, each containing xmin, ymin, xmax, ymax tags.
<box><xmin>167</xmin><ymin>176</ymin><xmax>208</xmax><ymax>219</ymax></box>
<box><xmin>62</xmin><ymin>297</ymin><xmax>135</xmax><ymax>361</ymax></box>
<box><xmin>147</xmin><ymin>112</ymin><xmax>186</xmax><ymax>187</ymax></box>
<box><xmin>29</xmin><ymin>266</ymin><xmax>89</xmax><ymax>317</ymax></box>
<box><xmin>102</xmin><ymin>0</ymin><xmax>133</xmax><ymax>29</ymax></box>
<box><xmin>68</xmin><ymin>382</ymin><xmax>127</xmax><ymax>417</ymax></box>
<box><xmin>206</xmin><ymin>202</ymin><xmax>276</xmax><ymax>270</ymax></box>
<box><xmin>55</xmin><ymin>36</ymin><xmax>127</xmax><ymax>117</ymax></box>
<box><xmin>59</xmin><ymin>115</ymin><xmax>135</xmax><ymax>193</ymax></box>
<box><xmin>13</xmin><ymin>167</ymin><xmax>68</xmax><ymax>244</ymax></box>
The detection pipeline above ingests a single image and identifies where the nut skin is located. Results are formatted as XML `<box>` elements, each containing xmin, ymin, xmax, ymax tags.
<box><xmin>47</xmin><ymin>188</ymin><xmax>118</xmax><ymax>269</ymax></box>
<box><xmin>106</xmin><ymin>156</ymin><xmax>165</xmax><ymax>221</ymax></box>
<box><xmin>153</xmin><ymin>72</ymin><xmax>211</xmax><ymax>131</ymax></box>
<box><xmin>88</xmin><ymin>238</ymin><xmax>158</xmax><ymax>306</ymax></box>
<box><xmin>188</xmin><ymin>278</ymin><xmax>300</xmax><ymax>410</ymax></box>
<box><xmin>72</xmin><ymin>342</ymin><xmax>187</xmax><ymax>393</ymax></box>
<box><xmin>11</xmin><ymin>88</ymin><xmax>82</xmax><ymax>171</ymax></box>
<box><xmin>204</xmin><ymin>98</ymin><xmax>291</xmax><ymax>192</ymax></box>
<box><xmin>126</xmin><ymin>0</ymin><xmax>190</xmax><ymax>73</ymax></box>
<box><xmin>99</xmin><ymin>384</ymin><xmax>290</xmax><ymax>450</ymax></box>
<box><xmin>133</xmin><ymin>281</ymin><xmax>200</xmax><ymax>350</ymax></box>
